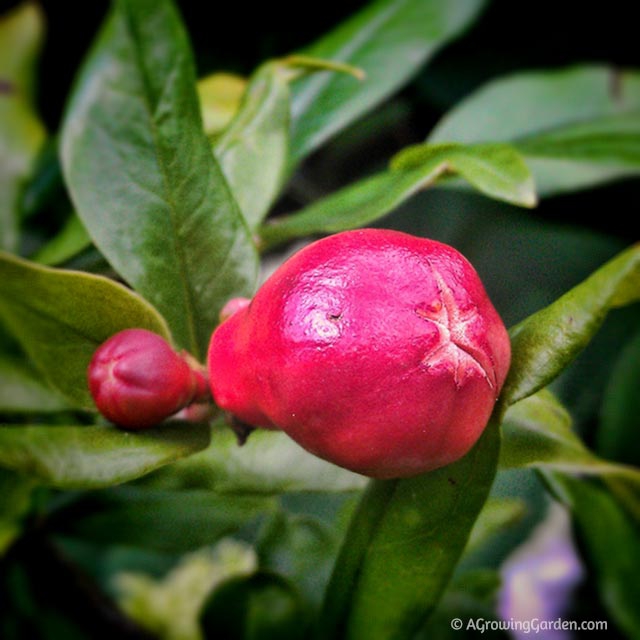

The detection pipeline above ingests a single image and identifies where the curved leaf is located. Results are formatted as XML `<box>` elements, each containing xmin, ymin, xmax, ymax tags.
<box><xmin>60</xmin><ymin>0</ymin><xmax>258</xmax><ymax>358</ymax></box>
<box><xmin>32</xmin><ymin>213</ymin><xmax>91</xmax><ymax>266</ymax></box>
<box><xmin>261</xmin><ymin>143</ymin><xmax>535</xmax><ymax>250</ymax></box>
<box><xmin>320</xmin><ymin>420</ymin><xmax>499</xmax><ymax>640</ymax></box>
<box><xmin>143</xmin><ymin>426</ymin><xmax>366</xmax><ymax>495</ymax></box>
<box><xmin>501</xmin><ymin>390</ymin><xmax>640</xmax><ymax>487</ymax></box>
<box><xmin>0</xmin><ymin>252</ymin><xmax>170</xmax><ymax>408</ymax></box>
<box><xmin>197</xmin><ymin>72</ymin><xmax>247</xmax><ymax>137</ymax></box>
<box><xmin>0</xmin><ymin>421</ymin><xmax>210</xmax><ymax>489</ymax></box>
<box><xmin>0</xmin><ymin>2</ymin><xmax>46</xmax><ymax>252</ymax></box>
<box><xmin>289</xmin><ymin>0</ymin><xmax>487</xmax><ymax>166</ymax></box>
<box><xmin>502</xmin><ymin>243</ymin><xmax>640</xmax><ymax>406</ymax></box>
<box><xmin>430</xmin><ymin>65</ymin><xmax>640</xmax><ymax>196</ymax></box>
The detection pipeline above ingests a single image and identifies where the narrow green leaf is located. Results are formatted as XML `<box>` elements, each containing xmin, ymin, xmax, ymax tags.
<box><xmin>143</xmin><ymin>426</ymin><xmax>367</xmax><ymax>495</ymax></box>
<box><xmin>465</xmin><ymin>497</ymin><xmax>526</xmax><ymax>554</ymax></box>
<box><xmin>545</xmin><ymin>473</ymin><xmax>640</xmax><ymax>638</ymax></box>
<box><xmin>0</xmin><ymin>252</ymin><xmax>171</xmax><ymax>408</ymax></box>
<box><xmin>289</xmin><ymin>0</ymin><xmax>487</xmax><ymax>166</ymax></box>
<box><xmin>0</xmin><ymin>355</ymin><xmax>69</xmax><ymax>413</ymax></box>
<box><xmin>261</xmin><ymin>142</ymin><xmax>535</xmax><ymax>250</ymax></box>
<box><xmin>0</xmin><ymin>2</ymin><xmax>46</xmax><ymax>252</ymax></box>
<box><xmin>213</xmin><ymin>62</ymin><xmax>291</xmax><ymax>230</ymax></box>
<box><xmin>391</xmin><ymin>143</ymin><xmax>537</xmax><ymax>207</ymax></box>
<box><xmin>501</xmin><ymin>390</ymin><xmax>640</xmax><ymax>487</ymax></box>
<box><xmin>320</xmin><ymin>420</ymin><xmax>499</xmax><ymax>640</ymax></box>
<box><xmin>0</xmin><ymin>421</ymin><xmax>210</xmax><ymax>489</ymax></box>
<box><xmin>60</xmin><ymin>0</ymin><xmax>258</xmax><ymax>358</ymax></box>
<box><xmin>502</xmin><ymin>243</ymin><xmax>640</xmax><ymax>406</ymax></box>
<box><xmin>430</xmin><ymin>65</ymin><xmax>640</xmax><ymax>196</ymax></box>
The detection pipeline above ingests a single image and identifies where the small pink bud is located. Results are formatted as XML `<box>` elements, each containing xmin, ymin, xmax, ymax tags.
<box><xmin>207</xmin><ymin>229</ymin><xmax>511</xmax><ymax>478</ymax></box>
<box><xmin>88</xmin><ymin>329</ymin><xmax>208</xmax><ymax>429</ymax></box>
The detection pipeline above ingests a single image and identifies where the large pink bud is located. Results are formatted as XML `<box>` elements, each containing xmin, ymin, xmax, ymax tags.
<box><xmin>88</xmin><ymin>329</ymin><xmax>208</xmax><ymax>429</ymax></box>
<box><xmin>208</xmin><ymin>229</ymin><xmax>510</xmax><ymax>478</ymax></box>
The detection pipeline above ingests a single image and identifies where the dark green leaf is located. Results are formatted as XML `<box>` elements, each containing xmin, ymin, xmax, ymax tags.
<box><xmin>430</xmin><ymin>66</ymin><xmax>640</xmax><ymax>196</ymax></box>
<box><xmin>142</xmin><ymin>426</ymin><xmax>366</xmax><ymax>495</ymax></box>
<box><xmin>261</xmin><ymin>143</ymin><xmax>535</xmax><ymax>250</ymax></box>
<box><xmin>201</xmin><ymin>572</ymin><xmax>307</xmax><ymax>640</ymax></box>
<box><xmin>289</xmin><ymin>0</ymin><xmax>487</xmax><ymax>166</ymax></box>
<box><xmin>501</xmin><ymin>390</ymin><xmax>640</xmax><ymax>486</ymax></box>
<box><xmin>545</xmin><ymin>473</ymin><xmax>640</xmax><ymax>638</ymax></box>
<box><xmin>0</xmin><ymin>355</ymin><xmax>69</xmax><ymax>413</ymax></box>
<box><xmin>320</xmin><ymin>420</ymin><xmax>499</xmax><ymax>640</ymax></box>
<box><xmin>502</xmin><ymin>243</ymin><xmax>640</xmax><ymax>406</ymax></box>
<box><xmin>60</xmin><ymin>0</ymin><xmax>258</xmax><ymax>358</ymax></box>
<box><xmin>32</xmin><ymin>214</ymin><xmax>91</xmax><ymax>266</ymax></box>
<box><xmin>0</xmin><ymin>2</ymin><xmax>46</xmax><ymax>252</ymax></box>
<box><xmin>0</xmin><ymin>252</ymin><xmax>171</xmax><ymax>408</ymax></box>
<box><xmin>0</xmin><ymin>421</ymin><xmax>210</xmax><ymax>489</ymax></box>
<box><xmin>597</xmin><ymin>328</ymin><xmax>640</xmax><ymax>467</ymax></box>
<box><xmin>0</xmin><ymin>467</ymin><xmax>35</xmax><ymax>554</ymax></box>
<box><xmin>50</xmin><ymin>487</ymin><xmax>275</xmax><ymax>553</ymax></box>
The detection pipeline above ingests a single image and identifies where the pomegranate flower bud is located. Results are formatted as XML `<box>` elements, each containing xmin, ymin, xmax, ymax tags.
<box><xmin>88</xmin><ymin>329</ymin><xmax>208</xmax><ymax>429</ymax></box>
<box><xmin>207</xmin><ymin>229</ymin><xmax>510</xmax><ymax>479</ymax></box>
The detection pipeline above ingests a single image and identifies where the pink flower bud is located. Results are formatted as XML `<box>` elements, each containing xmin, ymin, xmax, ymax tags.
<box><xmin>207</xmin><ymin>229</ymin><xmax>511</xmax><ymax>478</ymax></box>
<box><xmin>88</xmin><ymin>329</ymin><xmax>208</xmax><ymax>429</ymax></box>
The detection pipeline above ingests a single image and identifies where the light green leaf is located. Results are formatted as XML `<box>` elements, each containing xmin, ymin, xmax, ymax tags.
<box><xmin>0</xmin><ymin>2</ymin><xmax>46</xmax><ymax>252</ymax></box>
<box><xmin>197</xmin><ymin>72</ymin><xmax>247</xmax><ymax>137</ymax></box>
<box><xmin>289</xmin><ymin>0</ymin><xmax>487</xmax><ymax>166</ymax></box>
<box><xmin>430</xmin><ymin>65</ymin><xmax>640</xmax><ymax>196</ymax></box>
<box><xmin>391</xmin><ymin>143</ymin><xmax>536</xmax><ymax>207</ymax></box>
<box><xmin>502</xmin><ymin>243</ymin><xmax>640</xmax><ymax>407</ymax></box>
<box><xmin>545</xmin><ymin>473</ymin><xmax>640</xmax><ymax>638</ymax></box>
<box><xmin>501</xmin><ymin>390</ymin><xmax>640</xmax><ymax>488</ymax></box>
<box><xmin>466</xmin><ymin>497</ymin><xmax>526</xmax><ymax>554</ymax></box>
<box><xmin>143</xmin><ymin>426</ymin><xmax>367</xmax><ymax>495</ymax></box>
<box><xmin>0</xmin><ymin>421</ymin><xmax>210</xmax><ymax>489</ymax></box>
<box><xmin>0</xmin><ymin>252</ymin><xmax>171</xmax><ymax>408</ymax></box>
<box><xmin>320</xmin><ymin>420</ymin><xmax>499</xmax><ymax>640</ymax></box>
<box><xmin>261</xmin><ymin>142</ymin><xmax>535</xmax><ymax>250</ymax></box>
<box><xmin>60</xmin><ymin>0</ymin><xmax>258</xmax><ymax>359</ymax></box>
<box><xmin>0</xmin><ymin>355</ymin><xmax>69</xmax><ymax>412</ymax></box>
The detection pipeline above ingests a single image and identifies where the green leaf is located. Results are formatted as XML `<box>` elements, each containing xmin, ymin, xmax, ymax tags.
<box><xmin>260</xmin><ymin>142</ymin><xmax>535</xmax><ymax>250</ymax></box>
<box><xmin>60</xmin><ymin>0</ymin><xmax>258</xmax><ymax>359</ymax></box>
<box><xmin>598</xmin><ymin>328</ymin><xmax>640</xmax><ymax>467</ymax></box>
<box><xmin>0</xmin><ymin>2</ymin><xmax>46</xmax><ymax>252</ymax></box>
<box><xmin>391</xmin><ymin>143</ymin><xmax>536</xmax><ymax>207</ymax></box>
<box><xmin>320</xmin><ymin>419</ymin><xmax>499</xmax><ymax>640</ymax></box>
<box><xmin>143</xmin><ymin>426</ymin><xmax>367</xmax><ymax>495</ymax></box>
<box><xmin>0</xmin><ymin>252</ymin><xmax>171</xmax><ymax>408</ymax></box>
<box><xmin>32</xmin><ymin>213</ymin><xmax>92</xmax><ymax>266</ymax></box>
<box><xmin>0</xmin><ymin>421</ymin><xmax>210</xmax><ymax>489</ymax></box>
<box><xmin>0</xmin><ymin>468</ymin><xmax>35</xmax><ymax>554</ymax></box>
<box><xmin>465</xmin><ymin>497</ymin><xmax>526</xmax><ymax>555</ymax></box>
<box><xmin>50</xmin><ymin>488</ymin><xmax>275</xmax><ymax>554</ymax></box>
<box><xmin>545</xmin><ymin>473</ymin><xmax>640</xmax><ymax>638</ymax></box>
<box><xmin>502</xmin><ymin>243</ymin><xmax>640</xmax><ymax>407</ymax></box>
<box><xmin>501</xmin><ymin>390</ymin><xmax>640</xmax><ymax>486</ymax></box>
<box><xmin>197</xmin><ymin>72</ymin><xmax>247</xmax><ymax>137</ymax></box>
<box><xmin>0</xmin><ymin>355</ymin><xmax>69</xmax><ymax>413</ymax></box>
<box><xmin>430</xmin><ymin>65</ymin><xmax>640</xmax><ymax>196</ymax></box>
<box><xmin>289</xmin><ymin>0</ymin><xmax>487</xmax><ymax>166</ymax></box>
